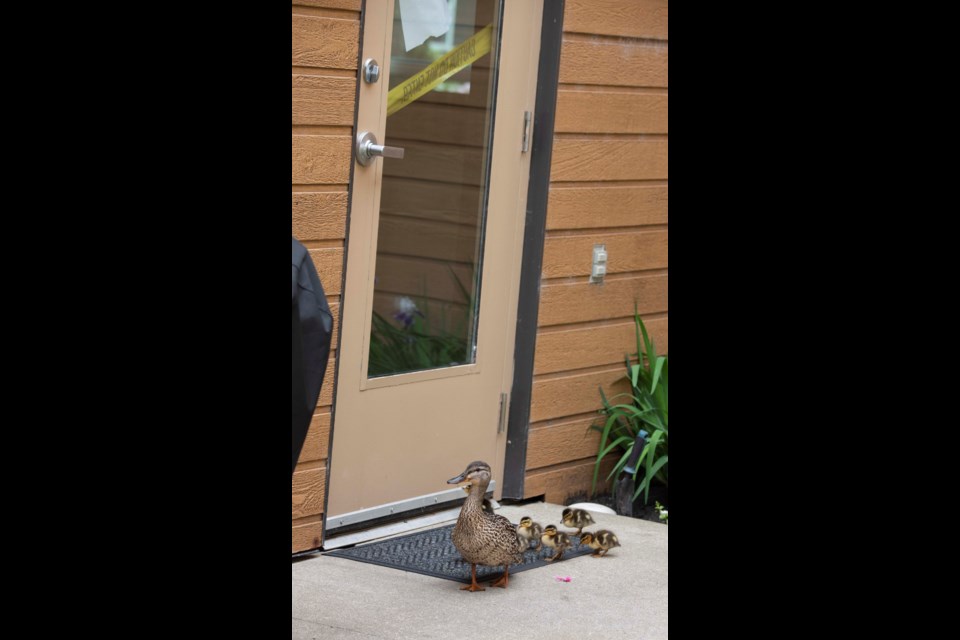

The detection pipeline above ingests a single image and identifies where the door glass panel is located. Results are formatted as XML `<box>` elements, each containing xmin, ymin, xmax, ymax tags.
<box><xmin>367</xmin><ymin>0</ymin><xmax>502</xmax><ymax>379</ymax></box>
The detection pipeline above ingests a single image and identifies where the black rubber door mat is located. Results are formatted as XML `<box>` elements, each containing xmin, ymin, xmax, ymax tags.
<box><xmin>324</xmin><ymin>523</ymin><xmax>594</xmax><ymax>583</ymax></box>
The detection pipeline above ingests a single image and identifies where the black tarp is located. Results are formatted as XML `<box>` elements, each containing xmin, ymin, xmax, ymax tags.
<box><xmin>292</xmin><ymin>237</ymin><xmax>333</xmax><ymax>475</ymax></box>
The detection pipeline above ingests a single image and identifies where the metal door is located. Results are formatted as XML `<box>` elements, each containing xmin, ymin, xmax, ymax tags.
<box><xmin>327</xmin><ymin>0</ymin><xmax>542</xmax><ymax>533</ymax></box>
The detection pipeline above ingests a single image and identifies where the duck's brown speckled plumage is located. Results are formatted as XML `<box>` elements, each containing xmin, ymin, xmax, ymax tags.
<box><xmin>460</xmin><ymin>484</ymin><xmax>495</xmax><ymax>514</ymax></box>
<box><xmin>448</xmin><ymin>460</ymin><xmax>528</xmax><ymax>586</ymax></box>
<box><xmin>451</xmin><ymin>463</ymin><xmax>526</xmax><ymax>568</ymax></box>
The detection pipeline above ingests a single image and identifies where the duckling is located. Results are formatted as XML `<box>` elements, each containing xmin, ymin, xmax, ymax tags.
<box><xmin>517</xmin><ymin>516</ymin><xmax>543</xmax><ymax>551</ymax></box>
<box><xmin>448</xmin><ymin>461</ymin><xmax>527</xmax><ymax>591</ymax></box>
<box><xmin>579</xmin><ymin>530</ymin><xmax>621</xmax><ymax>557</ymax></box>
<box><xmin>540</xmin><ymin>524</ymin><xmax>572</xmax><ymax>562</ymax></box>
<box><xmin>460</xmin><ymin>484</ymin><xmax>494</xmax><ymax>513</ymax></box>
<box><xmin>561</xmin><ymin>507</ymin><xmax>596</xmax><ymax>535</ymax></box>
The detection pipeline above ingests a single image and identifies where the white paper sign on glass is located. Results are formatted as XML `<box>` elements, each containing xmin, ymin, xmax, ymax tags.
<box><xmin>397</xmin><ymin>0</ymin><xmax>452</xmax><ymax>51</ymax></box>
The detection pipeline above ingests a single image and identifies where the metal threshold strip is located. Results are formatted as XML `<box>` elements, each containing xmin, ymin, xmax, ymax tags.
<box><xmin>323</xmin><ymin>481</ymin><xmax>496</xmax><ymax>550</ymax></box>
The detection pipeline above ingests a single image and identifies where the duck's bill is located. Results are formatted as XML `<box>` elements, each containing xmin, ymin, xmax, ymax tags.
<box><xmin>447</xmin><ymin>472</ymin><xmax>467</xmax><ymax>484</ymax></box>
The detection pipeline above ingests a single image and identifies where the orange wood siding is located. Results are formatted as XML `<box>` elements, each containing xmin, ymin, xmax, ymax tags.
<box><xmin>563</xmin><ymin>0</ymin><xmax>667</xmax><ymax>40</ymax></box>
<box><xmin>292</xmin><ymin>1</ymin><xmax>359</xmax><ymax>553</ymax></box>
<box><xmin>524</xmin><ymin>0</ymin><xmax>667</xmax><ymax>504</ymax></box>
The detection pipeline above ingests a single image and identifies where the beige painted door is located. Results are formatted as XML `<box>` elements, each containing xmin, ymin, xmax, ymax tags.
<box><xmin>327</xmin><ymin>0</ymin><xmax>542</xmax><ymax>524</ymax></box>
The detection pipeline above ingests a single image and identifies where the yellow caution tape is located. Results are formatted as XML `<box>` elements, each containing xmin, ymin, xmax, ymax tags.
<box><xmin>386</xmin><ymin>24</ymin><xmax>493</xmax><ymax>117</ymax></box>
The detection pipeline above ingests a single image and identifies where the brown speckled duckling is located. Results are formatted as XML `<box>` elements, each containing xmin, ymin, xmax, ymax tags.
<box><xmin>448</xmin><ymin>461</ymin><xmax>527</xmax><ymax>591</ymax></box>
<box><xmin>579</xmin><ymin>530</ymin><xmax>621</xmax><ymax>557</ymax></box>
<box><xmin>540</xmin><ymin>525</ymin><xmax>572</xmax><ymax>562</ymax></box>
<box><xmin>561</xmin><ymin>507</ymin><xmax>596</xmax><ymax>535</ymax></box>
<box><xmin>517</xmin><ymin>516</ymin><xmax>543</xmax><ymax>551</ymax></box>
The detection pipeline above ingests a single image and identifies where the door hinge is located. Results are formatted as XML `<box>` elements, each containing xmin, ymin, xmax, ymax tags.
<box><xmin>497</xmin><ymin>392</ymin><xmax>509</xmax><ymax>433</ymax></box>
<box><xmin>521</xmin><ymin>111</ymin><xmax>532</xmax><ymax>153</ymax></box>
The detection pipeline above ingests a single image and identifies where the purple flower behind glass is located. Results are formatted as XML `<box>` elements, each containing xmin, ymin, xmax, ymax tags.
<box><xmin>392</xmin><ymin>296</ymin><xmax>424</xmax><ymax>329</ymax></box>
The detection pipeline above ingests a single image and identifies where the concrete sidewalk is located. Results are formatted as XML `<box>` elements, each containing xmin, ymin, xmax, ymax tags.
<box><xmin>292</xmin><ymin>500</ymin><xmax>668</xmax><ymax>639</ymax></box>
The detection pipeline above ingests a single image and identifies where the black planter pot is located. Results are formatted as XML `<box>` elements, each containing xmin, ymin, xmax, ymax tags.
<box><xmin>566</xmin><ymin>480</ymin><xmax>668</xmax><ymax>523</ymax></box>
<box><xmin>636</xmin><ymin>481</ymin><xmax>668</xmax><ymax>509</ymax></box>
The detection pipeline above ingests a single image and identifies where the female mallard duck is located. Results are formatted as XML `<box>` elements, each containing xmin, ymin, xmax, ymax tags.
<box><xmin>540</xmin><ymin>525</ymin><xmax>572</xmax><ymax>562</ymax></box>
<box><xmin>579</xmin><ymin>530</ymin><xmax>621</xmax><ymax>557</ymax></box>
<box><xmin>561</xmin><ymin>507</ymin><xmax>596</xmax><ymax>535</ymax></box>
<box><xmin>447</xmin><ymin>461</ymin><xmax>527</xmax><ymax>592</ymax></box>
<box><xmin>517</xmin><ymin>516</ymin><xmax>543</xmax><ymax>551</ymax></box>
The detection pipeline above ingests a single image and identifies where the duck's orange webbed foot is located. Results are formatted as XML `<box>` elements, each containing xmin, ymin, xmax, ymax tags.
<box><xmin>489</xmin><ymin>566</ymin><xmax>510</xmax><ymax>588</ymax></box>
<box><xmin>460</xmin><ymin>563</ymin><xmax>486</xmax><ymax>592</ymax></box>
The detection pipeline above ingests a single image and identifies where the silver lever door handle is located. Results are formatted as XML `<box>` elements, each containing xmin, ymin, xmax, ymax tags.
<box><xmin>356</xmin><ymin>131</ymin><xmax>405</xmax><ymax>166</ymax></box>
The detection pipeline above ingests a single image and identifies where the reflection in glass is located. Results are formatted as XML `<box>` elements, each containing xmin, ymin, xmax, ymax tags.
<box><xmin>367</xmin><ymin>0</ymin><xmax>501</xmax><ymax>378</ymax></box>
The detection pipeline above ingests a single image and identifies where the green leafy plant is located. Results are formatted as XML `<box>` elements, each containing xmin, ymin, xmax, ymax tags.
<box><xmin>590</xmin><ymin>306</ymin><xmax>668</xmax><ymax>505</ymax></box>
<box><xmin>368</xmin><ymin>306</ymin><xmax>469</xmax><ymax>376</ymax></box>
<box><xmin>655</xmin><ymin>501</ymin><xmax>668</xmax><ymax>524</ymax></box>
<box><xmin>367</xmin><ymin>268</ymin><xmax>476</xmax><ymax>377</ymax></box>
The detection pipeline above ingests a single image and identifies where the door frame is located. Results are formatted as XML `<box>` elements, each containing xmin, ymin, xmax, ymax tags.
<box><xmin>500</xmin><ymin>0</ymin><xmax>566</xmax><ymax>499</ymax></box>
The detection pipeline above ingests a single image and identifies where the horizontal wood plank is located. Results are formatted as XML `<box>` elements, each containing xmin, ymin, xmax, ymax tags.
<box><xmin>387</xmin><ymin>102</ymin><xmax>486</xmax><ymax>147</ymax></box>
<box><xmin>292</xmin><ymin>75</ymin><xmax>356</xmax><ymax>126</ymax></box>
<box><xmin>317</xmin><ymin>356</ymin><xmax>336</xmax><ymax>408</ymax></box>
<box><xmin>292</xmin><ymin>465</ymin><xmax>326</xmax><ymax>519</ymax></box>
<box><xmin>563</xmin><ymin>0</ymin><xmax>668</xmax><ymax>40</ymax></box>
<box><xmin>555</xmin><ymin>90</ymin><xmax>667</xmax><ymax>134</ymax></box>
<box><xmin>381</xmin><ymin>140</ymin><xmax>484</xmax><ymax>186</ymax></box>
<box><xmin>328</xmin><ymin>301</ymin><xmax>339</xmax><ymax>349</ymax></box>
<box><xmin>375</xmin><ymin>255</ymin><xmax>475</xmax><ymax>304</ymax></box>
<box><xmin>527</xmin><ymin>417</ymin><xmax>600</xmax><ymax>470</ymax></box>
<box><xmin>559</xmin><ymin>39</ymin><xmax>667</xmax><ymax>87</ymax></box>
<box><xmin>530</xmin><ymin>367</ymin><xmax>628</xmax><ymax>423</ymax></box>
<box><xmin>294</xmin><ymin>0</ymin><xmax>360</xmax><ymax>10</ymax></box>
<box><xmin>524</xmin><ymin>457</ymin><xmax>617</xmax><ymax>503</ymax></box>
<box><xmin>376</xmin><ymin>214</ymin><xmax>479</xmax><ymax>264</ymax></box>
<box><xmin>307</xmin><ymin>247</ymin><xmax>344</xmax><ymax>296</ymax></box>
<box><xmin>380</xmin><ymin>178</ymin><xmax>481</xmax><ymax>226</ymax></box>
<box><xmin>298</xmin><ymin>412</ymin><xmax>331</xmax><ymax>464</ymax></box>
<box><xmin>292</xmin><ymin>191</ymin><xmax>348</xmax><ymax>241</ymax></box>
<box><xmin>292</xmin><ymin>135</ymin><xmax>352</xmax><ymax>184</ymax></box>
<box><xmin>538</xmin><ymin>273</ymin><xmax>668</xmax><ymax>326</ymax></box>
<box><xmin>292</xmin><ymin>15</ymin><xmax>359</xmax><ymax>70</ymax></box>
<box><xmin>542</xmin><ymin>229</ymin><xmax>668</xmax><ymax>278</ymax></box>
<box><xmin>547</xmin><ymin>184</ymin><xmax>668</xmax><ymax>230</ymax></box>
<box><xmin>292</xmin><ymin>516</ymin><xmax>324</xmax><ymax>553</ymax></box>
<box><xmin>551</xmin><ymin>139</ymin><xmax>668</xmax><ymax>182</ymax></box>
<box><xmin>534</xmin><ymin>316</ymin><xmax>668</xmax><ymax>375</ymax></box>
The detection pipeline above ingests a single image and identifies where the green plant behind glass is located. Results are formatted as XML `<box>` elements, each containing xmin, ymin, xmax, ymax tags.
<box><xmin>590</xmin><ymin>306</ymin><xmax>668</xmax><ymax>505</ymax></box>
<box><xmin>367</xmin><ymin>268</ymin><xmax>475</xmax><ymax>377</ymax></box>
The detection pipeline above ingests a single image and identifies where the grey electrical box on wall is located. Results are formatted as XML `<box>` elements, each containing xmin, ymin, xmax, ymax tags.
<box><xmin>591</xmin><ymin>244</ymin><xmax>607</xmax><ymax>284</ymax></box>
